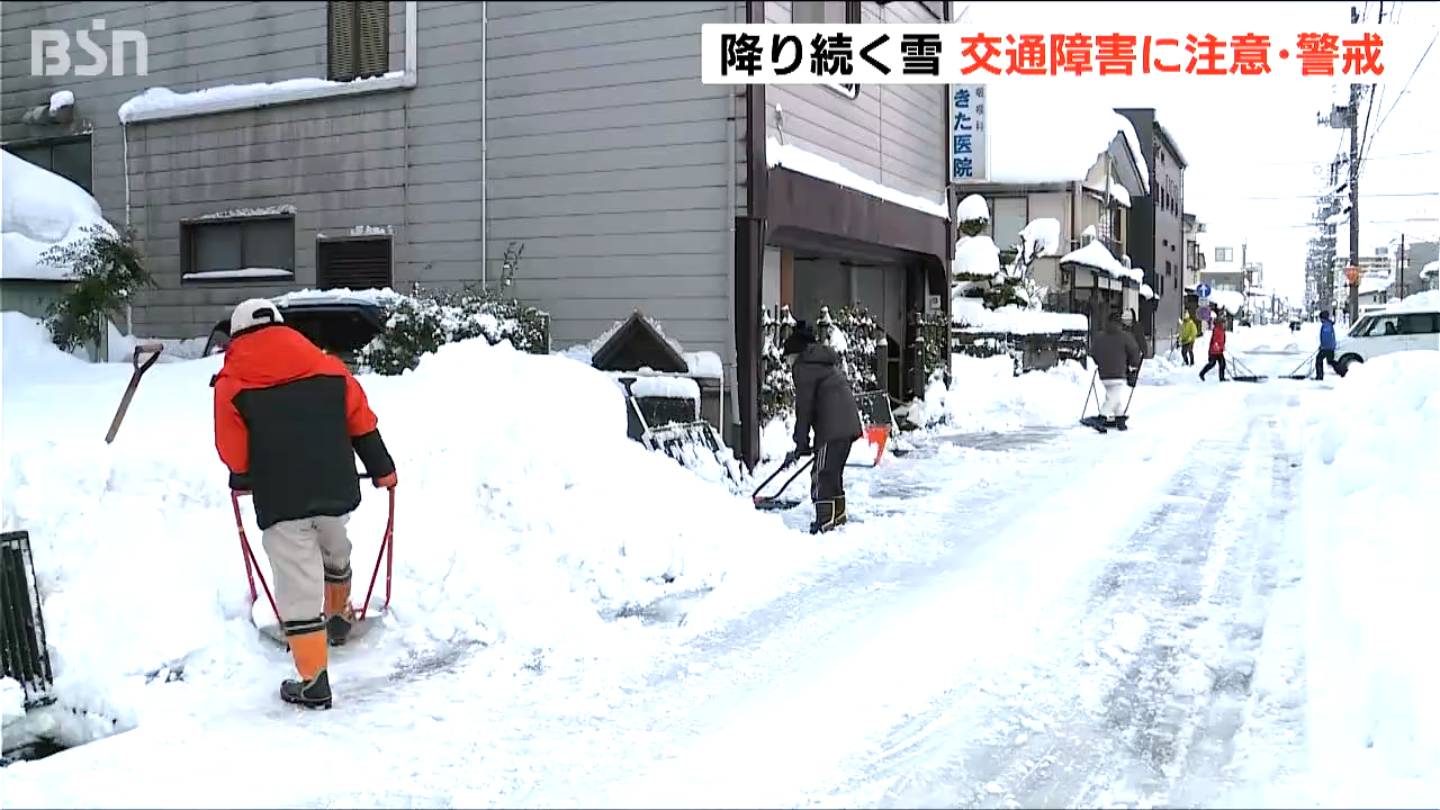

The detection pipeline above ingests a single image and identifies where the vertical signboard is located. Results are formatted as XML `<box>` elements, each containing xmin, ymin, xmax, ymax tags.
<box><xmin>949</xmin><ymin>84</ymin><xmax>988</xmax><ymax>183</ymax></box>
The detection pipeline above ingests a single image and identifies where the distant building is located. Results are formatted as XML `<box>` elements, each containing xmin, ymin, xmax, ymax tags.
<box><xmin>1116</xmin><ymin>108</ymin><xmax>1186</xmax><ymax>357</ymax></box>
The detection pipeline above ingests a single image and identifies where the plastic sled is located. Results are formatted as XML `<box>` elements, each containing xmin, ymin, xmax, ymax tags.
<box><xmin>231</xmin><ymin>486</ymin><xmax>395</xmax><ymax>649</ymax></box>
<box><xmin>752</xmin><ymin>457</ymin><xmax>813</xmax><ymax>511</ymax></box>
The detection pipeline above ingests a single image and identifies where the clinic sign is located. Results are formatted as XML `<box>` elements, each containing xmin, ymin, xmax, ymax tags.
<box><xmin>31</xmin><ymin>19</ymin><xmax>148</xmax><ymax>77</ymax></box>
<box><xmin>949</xmin><ymin>84</ymin><xmax>988</xmax><ymax>183</ymax></box>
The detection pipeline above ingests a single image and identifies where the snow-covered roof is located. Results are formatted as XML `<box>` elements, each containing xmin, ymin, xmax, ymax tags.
<box><xmin>951</xmin><ymin>297</ymin><xmax>1088</xmax><ymax>334</ymax></box>
<box><xmin>1358</xmin><ymin>275</ymin><xmax>1391</xmax><ymax>296</ymax></box>
<box><xmin>1208</xmin><ymin>289</ymin><xmax>1245</xmax><ymax>313</ymax></box>
<box><xmin>956</xmin><ymin>193</ymin><xmax>990</xmax><ymax>223</ymax></box>
<box><xmin>953</xmin><ymin>234</ymin><xmax>1001</xmax><ymax>277</ymax></box>
<box><xmin>1084</xmin><ymin>182</ymin><xmax>1131</xmax><ymax>208</ymax></box>
<box><xmin>767</xmin><ymin>138</ymin><xmax>948</xmax><ymax>219</ymax></box>
<box><xmin>625</xmin><ymin>374</ymin><xmax>701</xmax><ymax>402</ymax></box>
<box><xmin>1423</xmin><ymin>260</ymin><xmax>1439</xmax><ymax>278</ymax></box>
<box><xmin>1058</xmin><ymin>240</ymin><xmax>1142</xmax><ymax>284</ymax></box>
<box><xmin>1</xmin><ymin>151</ymin><xmax>115</xmax><ymax>281</ymax></box>
<box><xmin>984</xmin><ymin>86</ymin><xmax>1149</xmax><ymax>192</ymax></box>
<box><xmin>1139</xmin><ymin>282</ymin><xmax>1156</xmax><ymax>300</ymax></box>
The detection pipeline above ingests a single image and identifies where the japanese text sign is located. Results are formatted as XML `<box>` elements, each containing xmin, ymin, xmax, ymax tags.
<box><xmin>949</xmin><ymin>84</ymin><xmax>988</xmax><ymax>182</ymax></box>
<box><xmin>702</xmin><ymin>25</ymin><xmax>1397</xmax><ymax>84</ymax></box>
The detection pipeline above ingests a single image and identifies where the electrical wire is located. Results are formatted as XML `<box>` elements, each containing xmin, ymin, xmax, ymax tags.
<box><xmin>1362</xmin><ymin>27</ymin><xmax>1438</xmax><ymax>159</ymax></box>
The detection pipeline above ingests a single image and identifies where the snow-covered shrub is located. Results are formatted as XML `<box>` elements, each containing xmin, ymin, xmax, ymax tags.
<box><xmin>911</xmin><ymin>310</ymin><xmax>949</xmax><ymax>386</ymax></box>
<box><xmin>40</xmin><ymin>224</ymin><xmax>151</xmax><ymax>352</ymax></box>
<box><xmin>356</xmin><ymin>286</ymin><xmax>549</xmax><ymax>375</ymax></box>
<box><xmin>816</xmin><ymin>304</ymin><xmax>882</xmax><ymax>396</ymax></box>
<box><xmin>760</xmin><ymin>305</ymin><xmax>796</xmax><ymax>424</ymax></box>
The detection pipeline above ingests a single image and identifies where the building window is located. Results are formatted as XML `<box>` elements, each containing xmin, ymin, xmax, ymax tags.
<box><xmin>317</xmin><ymin>236</ymin><xmax>393</xmax><ymax>290</ymax></box>
<box><xmin>989</xmin><ymin>197</ymin><xmax>1027</xmax><ymax>252</ymax></box>
<box><xmin>1216</xmin><ymin>247</ymin><xmax>1233</xmax><ymax>263</ymax></box>
<box><xmin>328</xmin><ymin>1</ymin><xmax>389</xmax><ymax>82</ymax></box>
<box><xmin>181</xmin><ymin>216</ymin><xmax>296</xmax><ymax>282</ymax></box>
<box><xmin>793</xmin><ymin>1</ymin><xmax>859</xmax><ymax>23</ymax></box>
<box><xmin>4</xmin><ymin>136</ymin><xmax>92</xmax><ymax>193</ymax></box>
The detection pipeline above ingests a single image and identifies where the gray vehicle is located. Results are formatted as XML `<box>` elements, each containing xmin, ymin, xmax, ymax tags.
<box><xmin>202</xmin><ymin>293</ymin><xmax>388</xmax><ymax>366</ymax></box>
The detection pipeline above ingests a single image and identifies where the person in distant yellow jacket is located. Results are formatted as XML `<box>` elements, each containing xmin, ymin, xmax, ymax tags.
<box><xmin>1178</xmin><ymin>311</ymin><xmax>1199</xmax><ymax>366</ymax></box>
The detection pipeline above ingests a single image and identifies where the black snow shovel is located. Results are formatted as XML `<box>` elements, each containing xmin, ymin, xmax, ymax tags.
<box><xmin>752</xmin><ymin>456</ymin><xmax>814</xmax><ymax>512</ymax></box>
<box><xmin>1225</xmin><ymin>354</ymin><xmax>1268</xmax><ymax>383</ymax></box>
<box><xmin>105</xmin><ymin>342</ymin><xmax>164</xmax><ymax>443</ymax></box>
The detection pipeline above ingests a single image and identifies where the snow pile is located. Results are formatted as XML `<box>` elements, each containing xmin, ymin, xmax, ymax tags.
<box><xmin>105</xmin><ymin>323</ymin><xmax>209</xmax><ymax>363</ymax></box>
<box><xmin>956</xmin><ymin>193</ymin><xmax>990</xmax><ymax>223</ymax></box>
<box><xmin>910</xmin><ymin>354</ymin><xmax>1092</xmax><ymax>430</ymax></box>
<box><xmin>48</xmin><ymin>90</ymin><xmax>74</xmax><ymax>114</ymax></box>
<box><xmin>1059</xmin><ymin>240</ymin><xmax>1142</xmax><ymax>284</ymax></box>
<box><xmin>118</xmin><ymin>73</ymin><xmax>405</xmax><ymax>123</ymax></box>
<box><xmin>953</xmin><ymin>234</ymin><xmax>1001</xmax><ymax>277</ymax></box>
<box><xmin>1</xmin><ymin>312</ymin><xmax>799</xmax><ymax>748</ymax></box>
<box><xmin>1</xmin><ymin>676</ymin><xmax>25</xmax><ymax>724</ymax></box>
<box><xmin>1292</xmin><ymin>352</ymin><xmax>1440</xmax><ymax>805</ymax></box>
<box><xmin>767</xmin><ymin>138</ymin><xmax>948</xmax><ymax>219</ymax></box>
<box><xmin>1019</xmin><ymin>217</ymin><xmax>1061</xmax><ymax>257</ymax></box>
<box><xmin>1</xmin><ymin>151</ymin><xmax>114</xmax><ymax>281</ymax></box>
<box><xmin>983</xmin><ymin>85</ymin><xmax>1149</xmax><ymax>191</ymax></box>
<box><xmin>1387</xmin><ymin>289</ymin><xmax>1440</xmax><ymax>312</ymax></box>
<box><xmin>951</xmin><ymin>298</ymin><xmax>1086</xmax><ymax>334</ymax></box>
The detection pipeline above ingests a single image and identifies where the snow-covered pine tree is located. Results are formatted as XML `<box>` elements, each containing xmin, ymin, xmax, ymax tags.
<box><xmin>815</xmin><ymin>304</ymin><xmax>882</xmax><ymax>396</ymax></box>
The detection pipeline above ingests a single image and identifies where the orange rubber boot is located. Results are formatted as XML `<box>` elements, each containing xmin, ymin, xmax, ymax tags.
<box><xmin>280</xmin><ymin>629</ymin><xmax>331</xmax><ymax>709</ymax></box>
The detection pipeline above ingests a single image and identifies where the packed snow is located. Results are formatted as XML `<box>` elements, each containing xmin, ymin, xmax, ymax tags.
<box><xmin>1059</xmin><ymin>240</ymin><xmax>1143</xmax><ymax>284</ymax></box>
<box><xmin>953</xmin><ymin>234</ymin><xmax>1001</xmax><ymax>277</ymax></box>
<box><xmin>1</xmin><ymin>151</ymin><xmax>114</xmax><ymax>281</ymax></box>
<box><xmin>105</xmin><ymin>323</ymin><xmax>209</xmax><ymax>364</ymax></box>
<box><xmin>118</xmin><ymin>72</ymin><xmax>406</xmax><ymax>123</ymax></box>
<box><xmin>766</xmin><ymin>138</ymin><xmax>949</xmax><ymax>219</ymax></box>
<box><xmin>684</xmin><ymin>351</ymin><xmax>723</xmax><ymax>380</ymax></box>
<box><xmin>908</xmin><ymin>354</ymin><xmax>1093</xmax><ymax>430</ymax></box>
<box><xmin>951</xmin><ymin>297</ymin><xmax>1087</xmax><ymax>334</ymax></box>
<box><xmin>180</xmin><ymin>268</ymin><xmax>294</xmax><ymax>282</ymax></box>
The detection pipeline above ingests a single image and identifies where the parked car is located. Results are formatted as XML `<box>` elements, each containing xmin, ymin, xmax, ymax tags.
<box><xmin>1334</xmin><ymin>306</ymin><xmax>1440</xmax><ymax>373</ymax></box>
<box><xmin>202</xmin><ymin>292</ymin><xmax>388</xmax><ymax>365</ymax></box>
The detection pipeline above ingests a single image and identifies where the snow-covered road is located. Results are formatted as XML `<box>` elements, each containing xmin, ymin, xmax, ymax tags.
<box><xmin>6</xmin><ymin>345</ymin><xmax>1333</xmax><ymax>809</ymax></box>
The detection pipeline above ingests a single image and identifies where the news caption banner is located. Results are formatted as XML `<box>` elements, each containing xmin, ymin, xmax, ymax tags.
<box><xmin>702</xmin><ymin>25</ymin><xmax>1396</xmax><ymax>85</ymax></box>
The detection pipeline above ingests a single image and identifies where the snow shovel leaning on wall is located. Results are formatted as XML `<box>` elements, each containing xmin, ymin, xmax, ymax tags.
<box><xmin>752</xmin><ymin>456</ymin><xmax>814</xmax><ymax>511</ymax></box>
<box><xmin>230</xmin><ymin>480</ymin><xmax>395</xmax><ymax>648</ymax></box>
<box><xmin>104</xmin><ymin>343</ymin><xmax>164</xmax><ymax>443</ymax></box>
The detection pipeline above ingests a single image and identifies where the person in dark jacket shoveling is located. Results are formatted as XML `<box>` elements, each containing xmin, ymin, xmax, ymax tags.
<box><xmin>782</xmin><ymin>322</ymin><xmax>863</xmax><ymax>534</ymax></box>
<box><xmin>213</xmin><ymin>299</ymin><xmax>398</xmax><ymax>709</ymax></box>
<box><xmin>1086</xmin><ymin>311</ymin><xmax>1143</xmax><ymax>431</ymax></box>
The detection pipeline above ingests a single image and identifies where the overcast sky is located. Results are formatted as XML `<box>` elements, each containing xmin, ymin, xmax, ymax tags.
<box><xmin>961</xmin><ymin>1</ymin><xmax>1440</xmax><ymax>301</ymax></box>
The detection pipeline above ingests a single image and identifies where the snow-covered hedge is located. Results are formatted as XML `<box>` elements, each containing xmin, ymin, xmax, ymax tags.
<box><xmin>356</xmin><ymin>286</ymin><xmax>549</xmax><ymax>375</ymax></box>
<box><xmin>816</xmin><ymin>305</ymin><xmax>882</xmax><ymax>396</ymax></box>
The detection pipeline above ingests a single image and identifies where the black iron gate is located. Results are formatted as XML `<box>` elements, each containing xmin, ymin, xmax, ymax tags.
<box><xmin>1</xmin><ymin>531</ymin><xmax>55</xmax><ymax>710</ymax></box>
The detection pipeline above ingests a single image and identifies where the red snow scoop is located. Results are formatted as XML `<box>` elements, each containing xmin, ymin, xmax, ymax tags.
<box><xmin>104</xmin><ymin>343</ymin><xmax>164</xmax><ymax>443</ymax></box>
<box><xmin>230</xmin><ymin>482</ymin><xmax>395</xmax><ymax>646</ymax></box>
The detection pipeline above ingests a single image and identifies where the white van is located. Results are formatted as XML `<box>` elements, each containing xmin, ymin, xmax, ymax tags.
<box><xmin>1333</xmin><ymin>307</ymin><xmax>1440</xmax><ymax>373</ymax></box>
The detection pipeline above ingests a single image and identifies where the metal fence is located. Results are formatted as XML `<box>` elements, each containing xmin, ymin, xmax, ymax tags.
<box><xmin>1</xmin><ymin>531</ymin><xmax>55</xmax><ymax>710</ymax></box>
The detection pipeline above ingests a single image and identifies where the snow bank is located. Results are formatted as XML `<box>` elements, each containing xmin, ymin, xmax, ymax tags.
<box><xmin>117</xmin><ymin>73</ymin><xmax>405</xmax><ymax>123</ymax></box>
<box><xmin>984</xmin><ymin>86</ymin><xmax>1149</xmax><ymax>191</ymax></box>
<box><xmin>953</xmin><ymin>234</ymin><xmax>1000</xmax><ymax>277</ymax></box>
<box><xmin>951</xmin><ymin>297</ymin><xmax>1087</xmax><ymax>334</ymax></box>
<box><xmin>910</xmin><ymin>354</ymin><xmax>1092</xmax><ymax>431</ymax></box>
<box><xmin>1293</xmin><ymin>352</ymin><xmax>1440</xmax><ymax>805</ymax></box>
<box><xmin>1387</xmin><ymin>289</ymin><xmax>1440</xmax><ymax>313</ymax></box>
<box><xmin>1</xmin><ymin>312</ymin><xmax>798</xmax><ymax>747</ymax></box>
<box><xmin>105</xmin><ymin>323</ymin><xmax>209</xmax><ymax>364</ymax></box>
<box><xmin>767</xmin><ymin>138</ymin><xmax>948</xmax><ymax>219</ymax></box>
<box><xmin>1</xmin><ymin>151</ymin><xmax>114</xmax><ymax>281</ymax></box>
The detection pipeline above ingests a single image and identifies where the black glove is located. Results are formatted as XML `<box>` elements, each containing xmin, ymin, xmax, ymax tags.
<box><xmin>228</xmin><ymin>471</ymin><xmax>252</xmax><ymax>493</ymax></box>
<box><xmin>1126</xmin><ymin>369</ymin><xmax>1140</xmax><ymax>387</ymax></box>
<box><xmin>795</xmin><ymin>444</ymin><xmax>813</xmax><ymax>458</ymax></box>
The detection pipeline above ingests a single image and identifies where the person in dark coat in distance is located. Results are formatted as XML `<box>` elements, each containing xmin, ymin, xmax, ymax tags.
<box><xmin>782</xmin><ymin>321</ymin><xmax>863</xmax><ymax>534</ymax></box>
<box><xmin>1089</xmin><ymin>311</ymin><xmax>1143</xmax><ymax>430</ymax></box>
<box><xmin>1315</xmin><ymin>310</ymin><xmax>1346</xmax><ymax>379</ymax></box>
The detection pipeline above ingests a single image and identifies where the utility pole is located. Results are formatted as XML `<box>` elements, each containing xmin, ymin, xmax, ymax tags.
<box><xmin>1345</xmin><ymin>2</ymin><xmax>1373</xmax><ymax>323</ymax></box>
<box><xmin>1398</xmin><ymin>233</ymin><xmax>1406</xmax><ymax>298</ymax></box>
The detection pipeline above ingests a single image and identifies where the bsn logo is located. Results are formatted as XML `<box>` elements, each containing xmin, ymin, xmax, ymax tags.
<box><xmin>31</xmin><ymin>19</ymin><xmax>148</xmax><ymax>77</ymax></box>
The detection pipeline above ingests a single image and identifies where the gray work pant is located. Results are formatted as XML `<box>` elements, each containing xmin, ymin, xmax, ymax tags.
<box><xmin>261</xmin><ymin>514</ymin><xmax>353</xmax><ymax>625</ymax></box>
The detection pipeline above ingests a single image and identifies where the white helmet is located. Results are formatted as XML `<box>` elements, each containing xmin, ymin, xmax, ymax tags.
<box><xmin>230</xmin><ymin>298</ymin><xmax>284</xmax><ymax>335</ymax></box>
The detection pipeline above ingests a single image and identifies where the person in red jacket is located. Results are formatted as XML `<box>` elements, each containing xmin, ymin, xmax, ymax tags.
<box><xmin>213</xmin><ymin>299</ymin><xmax>397</xmax><ymax>709</ymax></box>
<box><xmin>1198</xmin><ymin>304</ymin><xmax>1227</xmax><ymax>382</ymax></box>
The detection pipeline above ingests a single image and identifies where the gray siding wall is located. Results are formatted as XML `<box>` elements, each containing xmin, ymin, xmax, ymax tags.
<box><xmin>763</xmin><ymin>0</ymin><xmax>946</xmax><ymax>211</ymax></box>
<box><xmin>2</xmin><ymin>1</ymin><xmax>741</xmax><ymax>358</ymax></box>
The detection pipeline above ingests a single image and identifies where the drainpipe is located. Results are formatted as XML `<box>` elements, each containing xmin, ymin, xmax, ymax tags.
<box><xmin>122</xmin><ymin>120</ymin><xmax>133</xmax><ymax>337</ymax></box>
<box><xmin>480</xmin><ymin>1</ymin><xmax>489</xmax><ymax>289</ymax></box>
<box><xmin>724</xmin><ymin>2</ymin><xmax>738</xmax><ymax>445</ymax></box>
<box><xmin>403</xmin><ymin>2</ymin><xmax>418</xmax><ymax>87</ymax></box>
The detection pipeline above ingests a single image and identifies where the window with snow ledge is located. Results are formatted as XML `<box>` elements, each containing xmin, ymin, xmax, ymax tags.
<box><xmin>180</xmin><ymin>214</ymin><xmax>295</xmax><ymax>284</ymax></box>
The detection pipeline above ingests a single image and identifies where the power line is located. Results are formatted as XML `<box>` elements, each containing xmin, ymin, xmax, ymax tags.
<box><xmin>1363</xmin><ymin>27</ymin><xmax>1438</xmax><ymax>158</ymax></box>
<box><xmin>1241</xmin><ymin>191</ymin><xmax>1440</xmax><ymax>200</ymax></box>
